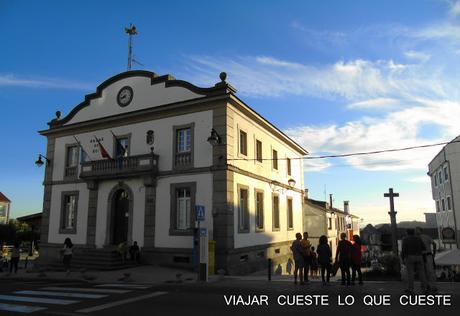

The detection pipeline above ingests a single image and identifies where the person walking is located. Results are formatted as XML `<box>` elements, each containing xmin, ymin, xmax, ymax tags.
<box><xmin>301</xmin><ymin>232</ymin><xmax>312</xmax><ymax>283</ymax></box>
<box><xmin>8</xmin><ymin>242</ymin><xmax>20</xmax><ymax>274</ymax></box>
<box><xmin>310</xmin><ymin>247</ymin><xmax>318</xmax><ymax>279</ymax></box>
<box><xmin>62</xmin><ymin>238</ymin><xmax>73</xmax><ymax>276</ymax></box>
<box><xmin>415</xmin><ymin>227</ymin><xmax>437</xmax><ymax>292</ymax></box>
<box><xmin>401</xmin><ymin>228</ymin><xmax>428</xmax><ymax>294</ymax></box>
<box><xmin>351</xmin><ymin>235</ymin><xmax>363</xmax><ymax>285</ymax></box>
<box><xmin>336</xmin><ymin>232</ymin><xmax>352</xmax><ymax>285</ymax></box>
<box><xmin>291</xmin><ymin>233</ymin><xmax>305</xmax><ymax>285</ymax></box>
<box><xmin>317</xmin><ymin>235</ymin><xmax>332</xmax><ymax>285</ymax></box>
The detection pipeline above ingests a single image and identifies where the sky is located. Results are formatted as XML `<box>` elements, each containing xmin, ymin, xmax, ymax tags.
<box><xmin>1</xmin><ymin>0</ymin><xmax>460</xmax><ymax>225</ymax></box>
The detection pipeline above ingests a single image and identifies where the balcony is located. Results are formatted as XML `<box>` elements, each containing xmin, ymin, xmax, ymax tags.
<box><xmin>80</xmin><ymin>154</ymin><xmax>159</xmax><ymax>180</ymax></box>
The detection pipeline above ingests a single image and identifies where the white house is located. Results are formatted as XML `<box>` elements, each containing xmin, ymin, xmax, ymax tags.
<box><xmin>37</xmin><ymin>70</ymin><xmax>307</xmax><ymax>274</ymax></box>
<box><xmin>428</xmin><ymin>135</ymin><xmax>460</xmax><ymax>250</ymax></box>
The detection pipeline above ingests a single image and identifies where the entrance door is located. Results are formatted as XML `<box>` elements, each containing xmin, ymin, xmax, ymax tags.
<box><xmin>112</xmin><ymin>189</ymin><xmax>129</xmax><ymax>245</ymax></box>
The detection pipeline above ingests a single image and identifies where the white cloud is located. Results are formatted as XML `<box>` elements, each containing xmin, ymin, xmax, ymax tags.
<box><xmin>0</xmin><ymin>74</ymin><xmax>93</xmax><ymax>90</ymax></box>
<box><xmin>448</xmin><ymin>0</ymin><xmax>460</xmax><ymax>17</ymax></box>
<box><xmin>406</xmin><ymin>176</ymin><xmax>431</xmax><ymax>183</ymax></box>
<box><xmin>347</xmin><ymin>98</ymin><xmax>401</xmax><ymax>110</ymax></box>
<box><xmin>404</xmin><ymin>50</ymin><xmax>431</xmax><ymax>62</ymax></box>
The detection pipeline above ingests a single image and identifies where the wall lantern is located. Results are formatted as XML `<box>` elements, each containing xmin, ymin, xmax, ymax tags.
<box><xmin>35</xmin><ymin>154</ymin><xmax>50</xmax><ymax>167</ymax></box>
<box><xmin>207</xmin><ymin>128</ymin><xmax>221</xmax><ymax>146</ymax></box>
<box><xmin>270</xmin><ymin>178</ymin><xmax>296</xmax><ymax>194</ymax></box>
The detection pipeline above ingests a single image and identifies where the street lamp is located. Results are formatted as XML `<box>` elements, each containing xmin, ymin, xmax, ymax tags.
<box><xmin>35</xmin><ymin>154</ymin><xmax>50</xmax><ymax>167</ymax></box>
<box><xmin>207</xmin><ymin>128</ymin><xmax>221</xmax><ymax>146</ymax></box>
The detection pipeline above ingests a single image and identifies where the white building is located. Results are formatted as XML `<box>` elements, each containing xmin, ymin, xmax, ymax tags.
<box><xmin>0</xmin><ymin>192</ymin><xmax>11</xmax><ymax>224</ymax></box>
<box><xmin>428</xmin><ymin>135</ymin><xmax>460</xmax><ymax>250</ymax></box>
<box><xmin>37</xmin><ymin>70</ymin><xmax>307</xmax><ymax>274</ymax></box>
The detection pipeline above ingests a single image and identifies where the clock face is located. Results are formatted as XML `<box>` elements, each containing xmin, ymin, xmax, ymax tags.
<box><xmin>117</xmin><ymin>86</ymin><xmax>133</xmax><ymax>107</ymax></box>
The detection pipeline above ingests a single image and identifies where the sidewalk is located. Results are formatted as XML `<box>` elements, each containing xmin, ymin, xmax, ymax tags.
<box><xmin>0</xmin><ymin>264</ymin><xmax>213</xmax><ymax>285</ymax></box>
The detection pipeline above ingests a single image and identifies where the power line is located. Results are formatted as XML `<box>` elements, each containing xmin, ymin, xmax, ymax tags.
<box><xmin>227</xmin><ymin>139</ymin><xmax>459</xmax><ymax>161</ymax></box>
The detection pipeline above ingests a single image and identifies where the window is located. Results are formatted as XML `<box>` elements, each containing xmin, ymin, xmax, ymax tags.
<box><xmin>287</xmin><ymin>158</ymin><xmax>291</xmax><ymax>176</ymax></box>
<box><xmin>114</xmin><ymin>136</ymin><xmax>130</xmax><ymax>158</ymax></box>
<box><xmin>328</xmin><ymin>217</ymin><xmax>332</xmax><ymax>230</ymax></box>
<box><xmin>65</xmin><ymin>145</ymin><xmax>79</xmax><ymax>178</ymax></box>
<box><xmin>173</xmin><ymin>124</ymin><xmax>194</xmax><ymax>169</ymax></box>
<box><xmin>434</xmin><ymin>174</ymin><xmax>438</xmax><ymax>186</ymax></box>
<box><xmin>255</xmin><ymin>190</ymin><xmax>264</xmax><ymax>231</ymax></box>
<box><xmin>238</xmin><ymin>186</ymin><xmax>249</xmax><ymax>233</ymax></box>
<box><xmin>272</xmin><ymin>149</ymin><xmax>278</xmax><ymax>170</ymax></box>
<box><xmin>287</xmin><ymin>198</ymin><xmax>293</xmax><ymax>230</ymax></box>
<box><xmin>60</xmin><ymin>191</ymin><xmax>78</xmax><ymax>233</ymax></box>
<box><xmin>444</xmin><ymin>166</ymin><xmax>449</xmax><ymax>181</ymax></box>
<box><xmin>439</xmin><ymin>171</ymin><xmax>443</xmax><ymax>184</ymax></box>
<box><xmin>272</xmin><ymin>194</ymin><xmax>280</xmax><ymax>231</ymax></box>
<box><xmin>256</xmin><ymin>140</ymin><xmax>263</xmax><ymax>163</ymax></box>
<box><xmin>441</xmin><ymin>199</ymin><xmax>445</xmax><ymax>211</ymax></box>
<box><xmin>170</xmin><ymin>182</ymin><xmax>196</xmax><ymax>235</ymax></box>
<box><xmin>436</xmin><ymin>201</ymin><xmax>440</xmax><ymax>212</ymax></box>
<box><xmin>239</xmin><ymin>130</ymin><xmax>247</xmax><ymax>156</ymax></box>
<box><xmin>447</xmin><ymin>196</ymin><xmax>452</xmax><ymax>210</ymax></box>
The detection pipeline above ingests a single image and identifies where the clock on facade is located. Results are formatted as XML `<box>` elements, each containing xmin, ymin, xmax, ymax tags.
<box><xmin>117</xmin><ymin>86</ymin><xmax>133</xmax><ymax>107</ymax></box>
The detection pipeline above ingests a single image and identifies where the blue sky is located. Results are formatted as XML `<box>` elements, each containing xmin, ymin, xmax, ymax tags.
<box><xmin>1</xmin><ymin>0</ymin><xmax>460</xmax><ymax>224</ymax></box>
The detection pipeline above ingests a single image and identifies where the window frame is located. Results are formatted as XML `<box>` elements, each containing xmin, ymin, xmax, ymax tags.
<box><xmin>64</xmin><ymin>143</ymin><xmax>79</xmax><ymax>179</ymax></box>
<box><xmin>255</xmin><ymin>139</ymin><xmax>263</xmax><ymax>163</ymax></box>
<box><xmin>287</xmin><ymin>158</ymin><xmax>292</xmax><ymax>176</ymax></box>
<box><xmin>254</xmin><ymin>189</ymin><xmax>265</xmax><ymax>232</ymax></box>
<box><xmin>239</xmin><ymin>130</ymin><xmax>248</xmax><ymax>157</ymax></box>
<box><xmin>441</xmin><ymin>198</ymin><xmax>446</xmax><ymax>211</ymax></box>
<box><xmin>272</xmin><ymin>149</ymin><xmax>278</xmax><ymax>170</ymax></box>
<box><xmin>237</xmin><ymin>184</ymin><xmax>250</xmax><ymax>233</ymax></box>
<box><xmin>172</xmin><ymin>123</ymin><xmax>195</xmax><ymax>170</ymax></box>
<box><xmin>112</xmin><ymin>133</ymin><xmax>131</xmax><ymax>158</ymax></box>
<box><xmin>447</xmin><ymin>196</ymin><xmax>452</xmax><ymax>210</ymax></box>
<box><xmin>169</xmin><ymin>182</ymin><xmax>196</xmax><ymax>236</ymax></box>
<box><xmin>286</xmin><ymin>197</ymin><xmax>294</xmax><ymax>231</ymax></box>
<box><xmin>59</xmin><ymin>191</ymin><xmax>79</xmax><ymax>234</ymax></box>
<box><xmin>444</xmin><ymin>166</ymin><xmax>449</xmax><ymax>181</ymax></box>
<box><xmin>272</xmin><ymin>193</ymin><xmax>280</xmax><ymax>231</ymax></box>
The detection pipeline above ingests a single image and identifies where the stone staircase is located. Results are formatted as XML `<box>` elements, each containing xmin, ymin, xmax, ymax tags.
<box><xmin>48</xmin><ymin>247</ymin><xmax>137</xmax><ymax>271</ymax></box>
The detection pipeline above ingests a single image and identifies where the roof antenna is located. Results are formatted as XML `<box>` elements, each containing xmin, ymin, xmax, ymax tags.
<box><xmin>125</xmin><ymin>24</ymin><xmax>138</xmax><ymax>71</ymax></box>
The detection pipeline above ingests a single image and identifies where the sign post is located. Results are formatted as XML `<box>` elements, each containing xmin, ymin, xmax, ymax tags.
<box><xmin>195</xmin><ymin>205</ymin><xmax>208</xmax><ymax>281</ymax></box>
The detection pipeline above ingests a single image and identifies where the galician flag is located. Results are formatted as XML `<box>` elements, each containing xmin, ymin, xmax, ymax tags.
<box><xmin>93</xmin><ymin>135</ymin><xmax>113</xmax><ymax>160</ymax></box>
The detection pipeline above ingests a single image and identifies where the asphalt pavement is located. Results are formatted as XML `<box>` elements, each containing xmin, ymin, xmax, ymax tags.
<box><xmin>0</xmin><ymin>278</ymin><xmax>458</xmax><ymax>316</ymax></box>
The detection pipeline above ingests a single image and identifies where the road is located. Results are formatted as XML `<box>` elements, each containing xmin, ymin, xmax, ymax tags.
<box><xmin>0</xmin><ymin>278</ymin><xmax>458</xmax><ymax>315</ymax></box>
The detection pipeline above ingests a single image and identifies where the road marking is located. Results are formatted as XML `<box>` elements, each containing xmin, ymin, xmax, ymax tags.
<box><xmin>94</xmin><ymin>283</ymin><xmax>149</xmax><ymax>289</ymax></box>
<box><xmin>15</xmin><ymin>290</ymin><xmax>108</xmax><ymax>299</ymax></box>
<box><xmin>76</xmin><ymin>291</ymin><xmax>167</xmax><ymax>313</ymax></box>
<box><xmin>41</xmin><ymin>287</ymin><xmax>131</xmax><ymax>294</ymax></box>
<box><xmin>0</xmin><ymin>303</ymin><xmax>47</xmax><ymax>313</ymax></box>
<box><xmin>0</xmin><ymin>294</ymin><xmax>79</xmax><ymax>305</ymax></box>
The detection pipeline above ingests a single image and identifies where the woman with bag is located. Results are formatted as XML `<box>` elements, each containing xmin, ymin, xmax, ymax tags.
<box><xmin>351</xmin><ymin>235</ymin><xmax>363</xmax><ymax>285</ymax></box>
<box><xmin>317</xmin><ymin>235</ymin><xmax>332</xmax><ymax>285</ymax></box>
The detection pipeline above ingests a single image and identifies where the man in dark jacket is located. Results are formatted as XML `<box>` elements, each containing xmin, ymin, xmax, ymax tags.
<box><xmin>336</xmin><ymin>232</ymin><xmax>352</xmax><ymax>285</ymax></box>
<box><xmin>401</xmin><ymin>228</ymin><xmax>428</xmax><ymax>294</ymax></box>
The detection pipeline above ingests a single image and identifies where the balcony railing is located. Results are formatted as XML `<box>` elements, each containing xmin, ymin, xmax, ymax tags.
<box><xmin>174</xmin><ymin>152</ymin><xmax>192</xmax><ymax>168</ymax></box>
<box><xmin>80</xmin><ymin>154</ymin><xmax>159</xmax><ymax>180</ymax></box>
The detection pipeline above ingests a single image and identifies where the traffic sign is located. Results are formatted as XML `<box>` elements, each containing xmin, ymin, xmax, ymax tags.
<box><xmin>195</xmin><ymin>205</ymin><xmax>205</xmax><ymax>221</ymax></box>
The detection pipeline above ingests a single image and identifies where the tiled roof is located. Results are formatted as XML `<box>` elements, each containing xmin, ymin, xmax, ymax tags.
<box><xmin>0</xmin><ymin>192</ymin><xmax>10</xmax><ymax>203</ymax></box>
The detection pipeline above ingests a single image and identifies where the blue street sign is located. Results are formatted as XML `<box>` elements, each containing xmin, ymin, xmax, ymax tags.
<box><xmin>195</xmin><ymin>205</ymin><xmax>205</xmax><ymax>221</ymax></box>
<box><xmin>200</xmin><ymin>228</ymin><xmax>207</xmax><ymax>237</ymax></box>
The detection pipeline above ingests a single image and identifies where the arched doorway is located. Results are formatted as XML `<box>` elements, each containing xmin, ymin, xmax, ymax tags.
<box><xmin>111</xmin><ymin>189</ymin><xmax>130</xmax><ymax>245</ymax></box>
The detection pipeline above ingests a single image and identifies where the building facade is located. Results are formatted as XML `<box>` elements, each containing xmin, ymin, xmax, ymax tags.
<box><xmin>303</xmin><ymin>195</ymin><xmax>360</xmax><ymax>259</ymax></box>
<box><xmin>37</xmin><ymin>70</ymin><xmax>307</xmax><ymax>274</ymax></box>
<box><xmin>0</xmin><ymin>192</ymin><xmax>11</xmax><ymax>224</ymax></box>
<box><xmin>428</xmin><ymin>135</ymin><xmax>460</xmax><ymax>249</ymax></box>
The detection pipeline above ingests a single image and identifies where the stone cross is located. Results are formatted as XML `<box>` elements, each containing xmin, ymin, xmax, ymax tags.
<box><xmin>384</xmin><ymin>188</ymin><xmax>400</xmax><ymax>256</ymax></box>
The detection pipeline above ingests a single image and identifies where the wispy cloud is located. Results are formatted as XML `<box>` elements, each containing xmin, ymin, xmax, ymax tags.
<box><xmin>347</xmin><ymin>98</ymin><xmax>401</xmax><ymax>110</ymax></box>
<box><xmin>404</xmin><ymin>50</ymin><xmax>431</xmax><ymax>62</ymax></box>
<box><xmin>0</xmin><ymin>74</ymin><xmax>93</xmax><ymax>90</ymax></box>
<box><xmin>406</xmin><ymin>176</ymin><xmax>430</xmax><ymax>183</ymax></box>
<box><xmin>448</xmin><ymin>0</ymin><xmax>460</xmax><ymax>17</ymax></box>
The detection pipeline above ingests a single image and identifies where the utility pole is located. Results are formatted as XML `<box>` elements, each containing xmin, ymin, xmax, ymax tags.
<box><xmin>125</xmin><ymin>24</ymin><xmax>138</xmax><ymax>71</ymax></box>
<box><xmin>384</xmin><ymin>188</ymin><xmax>400</xmax><ymax>257</ymax></box>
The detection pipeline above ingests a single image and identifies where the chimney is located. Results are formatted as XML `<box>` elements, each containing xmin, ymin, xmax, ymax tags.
<box><xmin>305</xmin><ymin>188</ymin><xmax>309</xmax><ymax>199</ymax></box>
<box><xmin>344</xmin><ymin>201</ymin><xmax>349</xmax><ymax>214</ymax></box>
<box><xmin>329</xmin><ymin>194</ymin><xmax>333</xmax><ymax>209</ymax></box>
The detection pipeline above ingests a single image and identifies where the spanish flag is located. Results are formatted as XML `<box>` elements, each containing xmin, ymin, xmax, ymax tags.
<box><xmin>93</xmin><ymin>135</ymin><xmax>113</xmax><ymax>160</ymax></box>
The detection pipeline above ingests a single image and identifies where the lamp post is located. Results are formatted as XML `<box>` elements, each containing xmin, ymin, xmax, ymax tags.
<box><xmin>35</xmin><ymin>154</ymin><xmax>50</xmax><ymax>167</ymax></box>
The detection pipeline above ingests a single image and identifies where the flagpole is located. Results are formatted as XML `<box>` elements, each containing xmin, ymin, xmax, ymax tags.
<box><xmin>73</xmin><ymin>135</ymin><xmax>92</xmax><ymax>161</ymax></box>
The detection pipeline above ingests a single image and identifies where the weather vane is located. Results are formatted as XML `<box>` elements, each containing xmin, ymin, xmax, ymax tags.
<box><xmin>125</xmin><ymin>24</ymin><xmax>138</xmax><ymax>71</ymax></box>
